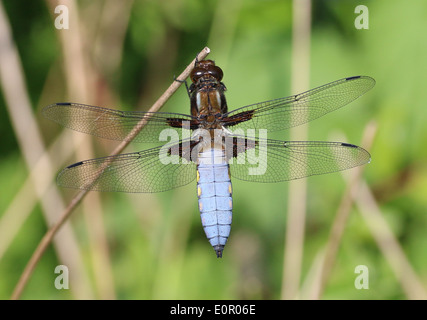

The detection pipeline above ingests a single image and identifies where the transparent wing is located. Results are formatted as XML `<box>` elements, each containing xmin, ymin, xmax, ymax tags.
<box><xmin>57</xmin><ymin>142</ymin><xmax>197</xmax><ymax>193</ymax></box>
<box><xmin>222</xmin><ymin>76</ymin><xmax>375</xmax><ymax>132</ymax></box>
<box><xmin>228</xmin><ymin>137</ymin><xmax>371</xmax><ymax>182</ymax></box>
<box><xmin>43</xmin><ymin>103</ymin><xmax>197</xmax><ymax>143</ymax></box>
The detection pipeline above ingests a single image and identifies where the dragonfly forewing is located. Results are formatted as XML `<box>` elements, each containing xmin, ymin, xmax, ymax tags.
<box><xmin>43</xmin><ymin>102</ymin><xmax>196</xmax><ymax>143</ymax></box>
<box><xmin>223</xmin><ymin>76</ymin><xmax>375</xmax><ymax>133</ymax></box>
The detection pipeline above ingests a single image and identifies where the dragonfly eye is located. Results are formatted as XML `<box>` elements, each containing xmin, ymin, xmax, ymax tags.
<box><xmin>190</xmin><ymin>64</ymin><xmax>224</xmax><ymax>83</ymax></box>
<box><xmin>190</xmin><ymin>68</ymin><xmax>205</xmax><ymax>83</ymax></box>
<box><xmin>208</xmin><ymin>66</ymin><xmax>223</xmax><ymax>82</ymax></box>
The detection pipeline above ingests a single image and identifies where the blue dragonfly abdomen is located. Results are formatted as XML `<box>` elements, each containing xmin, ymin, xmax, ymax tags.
<box><xmin>197</xmin><ymin>148</ymin><xmax>233</xmax><ymax>258</ymax></box>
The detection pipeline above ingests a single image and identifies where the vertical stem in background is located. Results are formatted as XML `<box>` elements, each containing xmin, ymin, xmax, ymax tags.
<box><xmin>0</xmin><ymin>0</ymin><xmax>93</xmax><ymax>299</ymax></box>
<box><xmin>281</xmin><ymin>0</ymin><xmax>311</xmax><ymax>300</ymax></box>
<box><xmin>207</xmin><ymin>0</ymin><xmax>243</xmax><ymax>69</ymax></box>
<box><xmin>48</xmin><ymin>0</ymin><xmax>116</xmax><ymax>300</ymax></box>
<box><xmin>50</xmin><ymin>0</ymin><xmax>132</xmax><ymax>300</ymax></box>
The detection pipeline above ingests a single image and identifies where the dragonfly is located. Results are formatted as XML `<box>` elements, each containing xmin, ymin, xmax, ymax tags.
<box><xmin>43</xmin><ymin>59</ymin><xmax>375</xmax><ymax>258</ymax></box>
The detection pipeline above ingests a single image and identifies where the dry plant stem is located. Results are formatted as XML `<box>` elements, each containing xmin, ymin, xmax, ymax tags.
<box><xmin>282</xmin><ymin>0</ymin><xmax>311</xmax><ymax>300</ymax></box>
<box><xmin>1</xmin><ymin>0</ymin><xmax>89</xmax><ymax>299</ymax></box>
<box><xmin>10</xmin><ymin>191</ymin><xmax>87</xmax><ymax>300</ymax></box>
<box><xmin>10</xmin><ymin>47</ymin><xmax>211</xmax><ymax>300</ymax></box>
<box><xmin>356</xmin><ymin>181</ymin><xmax>427</xmax><ymax>299</ymax></box>
<box><xmin>49</xmin><ymin>0</ymin><xmax>96</xmax><ymax>298</ymax></box>
<box><xmin>314</xmin><ymin>121</ymin><xmax>377</xmax><ymax>299</ymax></box>
<box><xmin>51</xmin><ymin>0</ymin><xmax>130</xmax><ymax>299</ymax></box>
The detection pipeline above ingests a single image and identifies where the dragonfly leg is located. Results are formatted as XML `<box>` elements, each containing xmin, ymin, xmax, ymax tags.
<box><xmin>174</xmin><ymin>75</ymin><xmax>191</xmax><ymax>98</ymax></box>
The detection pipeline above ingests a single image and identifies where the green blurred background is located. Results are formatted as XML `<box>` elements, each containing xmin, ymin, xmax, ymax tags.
<box><xmin>1</xmin><ymin>0</ymin><xmax>427</xmax><ymax>300</ymax></box>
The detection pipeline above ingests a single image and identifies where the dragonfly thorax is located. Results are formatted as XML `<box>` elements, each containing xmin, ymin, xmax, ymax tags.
<box><xmin>190</xmin><ymin>60</ymin><xmax>228</xmax><ymax>118</ymax></box>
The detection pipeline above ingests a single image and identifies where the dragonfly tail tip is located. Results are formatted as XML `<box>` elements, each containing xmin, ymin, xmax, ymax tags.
<box><xmin>214</xmin><ymin>245</ymin><xmax>224</xmax><ymax>258</ymax></box>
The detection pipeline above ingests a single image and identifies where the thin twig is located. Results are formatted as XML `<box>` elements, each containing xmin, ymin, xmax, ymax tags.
<box><xmin>312</xmin><ymin>121</ymin><xmax>427</xmax><ymax>299</ymax></box>
<box><xmin>10</xmin><ymin>47</ymin><xmax>211</xmax><ymax>300</ymax></box>
<box><xmin>356</xmin><ymin>181</ymin><xmax>427</xmax><ymax>299</ymax></box>
<box><xmin>312</xmin><ymin>121</ymin><xmax>377</xmax><ymax>299</ymax></box>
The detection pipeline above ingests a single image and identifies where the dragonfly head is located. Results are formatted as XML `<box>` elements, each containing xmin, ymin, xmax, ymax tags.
<box><xmin>191</xmin><ymin>59</ymin><xmax>223</xmax><ymax>83</ymax></box>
